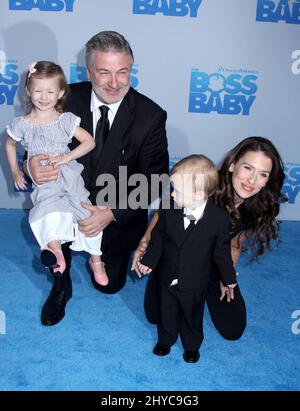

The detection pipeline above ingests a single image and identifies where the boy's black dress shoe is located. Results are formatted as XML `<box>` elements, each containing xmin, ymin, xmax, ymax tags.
<box><xmin>153</xmin><ymin>343</ymin><xmax>171</xmax><ymax>356</ymax></box>
<box><xmin>183</xmin><ymin>350</ymin><xmax>200</xmax><ymax>363</ymax></box>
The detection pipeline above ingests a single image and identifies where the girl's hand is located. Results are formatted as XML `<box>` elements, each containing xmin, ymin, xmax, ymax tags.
<box><xmin>47</xmin><ymin>154</ymin><xmax>70</xmax><ymax>168</ymax></box>
<box><xmin>13</xmin><ymin>169</ymin><xmax>27</xmax><ymax>190</ymax></box>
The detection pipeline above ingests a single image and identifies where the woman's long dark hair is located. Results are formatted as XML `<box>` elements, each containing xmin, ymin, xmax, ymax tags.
<box><xmin>214</xmin><ymin>137</ymin><xmax>286</xmax><ymax>258</ymax></box>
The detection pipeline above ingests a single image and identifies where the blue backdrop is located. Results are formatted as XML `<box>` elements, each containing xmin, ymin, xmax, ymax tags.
<box><xmin>0</xmin><ymin>0</ymin><xmax>299</xmax><ymax>219</ymax></box>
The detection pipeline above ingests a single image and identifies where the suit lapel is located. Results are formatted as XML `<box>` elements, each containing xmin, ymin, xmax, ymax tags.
<box><xmin>80</xmin><ymin>107</ymin><xmax>93</xmax><ymax>135</ymax></box>
<box><xmin>76</xmin><ymin>83</ymin><xmax>94</xmax><ymax>181</ymax></box>
<box><xmin>75</xmin><ymin>82</ymin><xmax>94</xmax><ymax>134</ymax></box>
<box><xmin>181</xmin><ymin>200</ymin><xmax>213</xmax><ymax>244</ymax></box>
<box><xmin>195</xmin><ymin>199</ymin><xmax>212</xmax><ymax>228</ymax></box>
<box><xmin>170</xmin><ymin>207</ymin><xmax>187</xmax><ymax>246</ymax></box>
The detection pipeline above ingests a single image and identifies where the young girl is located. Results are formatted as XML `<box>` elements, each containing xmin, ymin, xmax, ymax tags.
<box><xmin>5</xmin><ymin>61</ymin><xmax>108</xmax><ymax>286</ymax></box>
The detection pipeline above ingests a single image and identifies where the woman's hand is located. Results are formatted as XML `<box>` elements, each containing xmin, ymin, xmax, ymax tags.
<box><xmin>220</xmin><ymin>281</ymin><xmax>236</xmax><ymax>302</ymax></box>
<box><xmin>131</xmin><ymin>235</ymin><xmax>150</xmax><ymax>275</ymax></box>
<box><xmin>131</xmin><ymin>211</ymin><xmax>159</xmax><ymax>276</ymax></box>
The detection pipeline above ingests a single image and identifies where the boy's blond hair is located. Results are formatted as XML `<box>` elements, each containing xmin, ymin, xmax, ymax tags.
<box><xmin>171</xmin><ymin>154</ymin><xmax>218</xmax><ymax>197</ymax></box>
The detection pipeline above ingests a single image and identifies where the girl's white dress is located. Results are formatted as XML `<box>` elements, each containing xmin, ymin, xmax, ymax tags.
<box><xmin>7</xmin><ymin>112</ymin><xmax>102</xmax><ymax>255</ymax></box>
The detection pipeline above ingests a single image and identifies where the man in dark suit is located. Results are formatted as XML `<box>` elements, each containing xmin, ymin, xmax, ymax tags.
<box><xmin>138</xmin><ymin>155</ymin><xmax>236</xmax><ymax>363</ymax></box>
<box><xmin>27</xmin><ymin>31</ymin><xmax>169</xmax><ymax>326</ymax></box>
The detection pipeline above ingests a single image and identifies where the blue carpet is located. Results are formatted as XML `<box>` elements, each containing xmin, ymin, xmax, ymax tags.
<box><xmin>0</xmin><ymin>209</ymin><xmax>299</xmax><ymax>391</ymax></box>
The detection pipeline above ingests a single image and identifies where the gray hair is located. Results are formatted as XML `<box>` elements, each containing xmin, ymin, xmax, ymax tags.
<box><xmin>85</xmin><ymin>31</ymin><xmax>134</xmax><ymax>68</ymax></box>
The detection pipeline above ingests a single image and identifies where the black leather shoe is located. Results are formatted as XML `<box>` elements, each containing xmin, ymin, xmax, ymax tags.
<box><xmin>41</xmin><ymin>243</ymin><xmax>72</xmax><ymax>326</ymax></box>
<box><xmin>41</xmin><ymin>249</ymin><xmax>57</xmax><ymax>267</ymax></box>
<box><xmin>183</xmin><ymin>350</ymin><xmax>200</xmax><ymax>363</ymax></box>
<box><xmin>41</xmin><ymin>271</ymin><xmax>72</xmax><ymax>326</ymax></box>
<box><xmin>153</xmin><ymin>343</ymin><xmax>171</xmax><ymax>356</ymax></box>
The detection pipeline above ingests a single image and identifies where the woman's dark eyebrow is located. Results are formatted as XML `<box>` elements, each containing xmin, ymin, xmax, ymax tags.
<box><xmin>243</xmin><ymin>162</ymin><xmax>271</xmax><ymax>173</ymax></box>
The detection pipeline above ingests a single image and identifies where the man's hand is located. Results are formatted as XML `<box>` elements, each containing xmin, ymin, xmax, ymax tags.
<box><xmin>27</xmin><ymin>155</ymin><xmax>59</xmax><ymax>185</ymax></box>
<box><xmin>220</xmin><ymin>281</ymin><xmax>237</xmax><ymax>302</ymax></box>
<box><xmin>78</xmin><ymin>203</ymin><xmax>115</xmax><ymax>237</ymax></box>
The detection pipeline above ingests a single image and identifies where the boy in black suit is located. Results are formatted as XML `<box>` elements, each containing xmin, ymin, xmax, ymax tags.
<box><xmin>138</xmin><ymin>155</ymin><xmax>237</xmax><ymax>363</ymax></box>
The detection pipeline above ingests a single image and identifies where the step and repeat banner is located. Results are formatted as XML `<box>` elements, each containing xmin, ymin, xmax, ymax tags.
<box><xmin>0</xmin><ymin>0</ymin><xmax>299</xmax><ymax>219</ymax></box>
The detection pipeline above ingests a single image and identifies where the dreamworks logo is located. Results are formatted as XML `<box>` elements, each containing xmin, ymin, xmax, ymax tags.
<box><xmin>8</xmin><ymin>0</ymin><xmax>76</xmax><ymax>12</ymax></box>
<box><xmin>0</xmin><ymin>311</ymin><xmax>6</xmax><ymax>335</ymax></box>
<box><xmin>69</xmin><ymin>64</ymin><xmax>139</xmax><ymax>89</ymax></box>
<box><xmin>291</xmin><ymin>50</ymin><xmax>300</xmax><ymax>74</ymax></box>
<box><xmin>292</xmin><ymin>310</ymin><xmax>300</xmax><ymax>334</ymax></box>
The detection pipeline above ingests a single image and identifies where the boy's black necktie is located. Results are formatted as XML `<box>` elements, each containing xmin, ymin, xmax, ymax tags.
<box><xmin>184</xmin><ymin>214</ymin><xmax>196</xmax><ymax>235</ymax></box>
<box><xmin>92</xmin><ymin>105</ymin><xmax>109</xmax><ymax>167</ymax></box>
